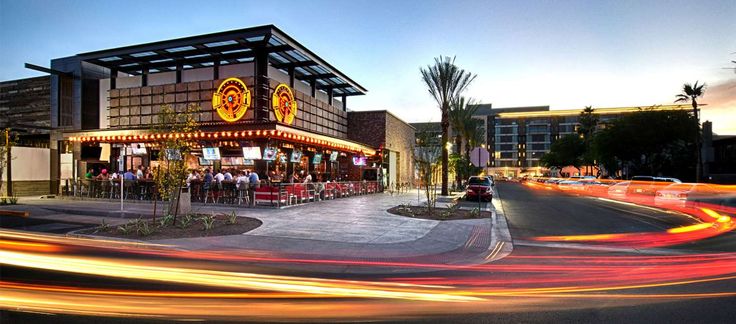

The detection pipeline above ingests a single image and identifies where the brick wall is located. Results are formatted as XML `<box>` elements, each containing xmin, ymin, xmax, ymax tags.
<box><xmin>347</xmin><ymin>111</ymin><xmax>386</xmax><ymax>148</ymax></box>
<box><xmin>347</xmin><ymin>111</ymin><xmax>415</xmax><ymax>184</ymax></box>
<box><xmin>385</xmin><ymin>113</ymin><xmax>415</xmax><ymax>184</ymax></box>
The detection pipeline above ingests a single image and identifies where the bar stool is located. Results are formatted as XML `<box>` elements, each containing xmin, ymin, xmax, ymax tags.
<box><xmin>204</xmin><ymin>181</ymin><xmax>220</xmax><ymax>204</ymax></box>
<box><xmin>237</xmin><ymin>184</ymin><xmax>250</xmax><ymax>206</ymax></box>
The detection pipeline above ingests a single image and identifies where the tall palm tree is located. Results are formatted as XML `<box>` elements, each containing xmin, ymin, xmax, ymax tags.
<box><xmin>449</xmin><ymin>97</ymin><xmax>479</xmax><ymax>185</ymax></box>
<box><xmin>577</xmin><ymin>106</ymin><xmax>598</xmax><ymax>175</ymax></box>
<box><xmin>421</xmin><ymin>56</ymin><xmax>476</xmax><ymax>195</ymax></box>
<box><xmin>463</xmin><ymin>117</ymin><xmax>484</xmax><ymax>161</ymax></box>
<box><xmin>675</xmin><ymin>81</ymin><xmax>706</xmax><ymax>182</ymax></box>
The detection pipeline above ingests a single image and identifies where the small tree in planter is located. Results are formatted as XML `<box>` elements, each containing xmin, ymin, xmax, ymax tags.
<box><xmin>150</xmin><ymin>103</ymin><xmax>199</xmax><ymax>222</ymax></box>
<box><xmin>414</xmin><ymin>126</ymin><xmax>442</xmax><ymax>215</ymax></box>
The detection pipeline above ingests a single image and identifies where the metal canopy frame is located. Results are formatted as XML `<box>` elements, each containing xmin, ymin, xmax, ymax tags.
<box><xmin>77</xmin><ymin>25</ymin><xmax>367</xmax><ymax>96</ymax></box>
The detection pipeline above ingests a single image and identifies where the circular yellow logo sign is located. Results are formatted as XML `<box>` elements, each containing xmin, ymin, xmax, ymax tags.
<box><xmin>272</xmin><ymin>84</ymin><xmax>297</xmax><ymax>125</ymax></box>
<box><xmin>212</xmin><ymin>78</ymin><xmax>251</xmax><ymax>122</ymax></box>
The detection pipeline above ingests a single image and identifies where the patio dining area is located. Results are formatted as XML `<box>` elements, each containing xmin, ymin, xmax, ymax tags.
<box><xmin>63</xmin><ymin>179</ymin><xmax>383</xmax><ymax>209</ymax></box>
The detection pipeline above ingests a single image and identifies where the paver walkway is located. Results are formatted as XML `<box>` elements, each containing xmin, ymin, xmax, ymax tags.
<box><xmin>6</xmin><ymin>191</ymin><xmax>508</xmax><ymax>273</ymax></box>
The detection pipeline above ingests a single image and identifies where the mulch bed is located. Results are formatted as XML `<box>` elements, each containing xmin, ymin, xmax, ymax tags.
<box><xmin>387</xmin><ymin>205</ymin><xmax>491</xmax><ymax>221</ymax></box>
<box><xmin>83</xmin><ymin>214</ymin><xmax>262</xmax><ymax>241</ymax></box>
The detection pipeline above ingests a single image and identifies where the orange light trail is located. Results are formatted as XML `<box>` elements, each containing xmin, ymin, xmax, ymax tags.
<box><xmin>2</xmin><ymin>226</ymin><xmax>736</xmax><ymax>321</ymax></box>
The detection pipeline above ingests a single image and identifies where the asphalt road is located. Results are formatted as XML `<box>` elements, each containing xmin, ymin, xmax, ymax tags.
<box><xmin>496</xmin><ymin>181</ymin><xmax>736</xmax><ymax>253</ymax></box>
<box><xmin>3</xmin><ymin>183</ymin><xmax>736</xmax><ymax>323</ymax></box>
<box><xmin>497</xmin><ymin>181</ymin><xmax>694</xmax><ymax>238</ymax></box>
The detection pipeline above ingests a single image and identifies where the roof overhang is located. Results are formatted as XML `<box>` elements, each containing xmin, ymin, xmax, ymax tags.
<box><xmin>76</xmin><ymin>25</ymin><xmax>367</xmax><ymax>97</ymax></box>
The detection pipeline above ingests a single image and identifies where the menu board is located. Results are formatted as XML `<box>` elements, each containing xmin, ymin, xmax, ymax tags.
<box><xmin>202</xmin><ymin>147</ymin><xmax>221</xmax><ymax>160</ymax></box>
<box><xmin>263</xmin><ymin>147</ymin><xmax>277</xmax><ymax>161</ymax></box>
<box><xmin>198</xmin><ymin>157</ymin><xmax>213</xmax><ymax>166</ymax></box>
<box><xmin>131</xmin><ymin>143</ymin><xmax>147</xmax><ymax>155</ymax></box>
<box><xmin>313</xmin><ymin>154</ymin><xmax>322</xmax><ymax>164</ymax></box>
<box><xmin>352</xmin><ymin>156</ymin><xmax>367</xmax><ymax>166</ymax></box>
<box><xmin>290</xmin><ymin>150</ymin><xmax>302</xmax><ymax>163</ymax></box>
<box><xmin>242</xmin><ymin>147</ymin><xmax>262</xmax><ymax>160</ymax></box>
<box><xmin>330</xmin><ymin>151</ymin><xmax>339</xmax><ymax>162</ymax></box>
<box><xmin>221</xmin><ymin>157</ymin><xmax>244</xmax><ymax>165</ymax></box>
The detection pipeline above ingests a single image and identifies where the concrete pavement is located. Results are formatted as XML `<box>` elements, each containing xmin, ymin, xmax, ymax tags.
<box><xmin>3</xmin><ymin>191</ymin><xmax>510</xmax><ymax>272</ymax></box>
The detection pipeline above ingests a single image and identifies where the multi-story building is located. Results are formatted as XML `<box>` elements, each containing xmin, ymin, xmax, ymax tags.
<box><xmin>2</xmin><ymin>24</ymin><xmax>417</xmax><ymax>195</ymax></box>
<box><xmin>413</xmin><ymin>104</ymin><xmax>696</xmax><ymax>179</ymax></box>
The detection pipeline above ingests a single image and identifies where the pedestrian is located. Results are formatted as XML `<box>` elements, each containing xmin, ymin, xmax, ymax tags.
<box><xmin>136</xmin><ymin>165</ymin><xmax>144</xmax><ymax>179</ymax></box>
<box><xmin>85</xmin><ymin>168</ymin><xmax>95</xmax><ymax>179</ymax></box>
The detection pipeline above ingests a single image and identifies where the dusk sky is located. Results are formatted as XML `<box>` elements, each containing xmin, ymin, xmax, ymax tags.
<box><xmin>1</xmin><ymin>0</ymin><xmax>734</xmax><ymax>133</ymax></box>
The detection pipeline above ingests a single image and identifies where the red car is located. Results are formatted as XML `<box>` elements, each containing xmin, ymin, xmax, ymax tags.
<box><xmin>466</xmin><ymin>176</ymin><xmax>494</xmax><ymax>202</ymax></box>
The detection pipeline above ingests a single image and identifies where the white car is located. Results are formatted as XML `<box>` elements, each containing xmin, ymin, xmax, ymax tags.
<box><xmin>607</xmin><ymin>181</ymin><xmax>630</xmax><ymax>199</ymax></box>
<box><xmin>654</xmin><ymin>183</ymin><xmax>720</xmax><ymax>208</ymax></box>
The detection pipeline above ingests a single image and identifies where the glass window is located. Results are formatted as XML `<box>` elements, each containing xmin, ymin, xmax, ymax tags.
<box><xmin>59</xmin><ymin>76</ymin><xmax>73</xmax><ymax>127</ymax></box>
<box><xmin>527</xmin><ymin>125</ymin><xmax>547</xmax><ymax>133</ymax></box>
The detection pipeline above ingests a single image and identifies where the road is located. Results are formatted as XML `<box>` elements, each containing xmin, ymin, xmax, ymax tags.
<box><xmin>2</xmin><ymin>182</ymin><xmax>736</xmax><ymax>323</ymax></box>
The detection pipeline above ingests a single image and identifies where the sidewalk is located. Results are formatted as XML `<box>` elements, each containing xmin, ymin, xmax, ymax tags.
<box><xmin>7</xmin><ymin>191</ymin><xmax>509</xmax><ymax>273</ymax></box>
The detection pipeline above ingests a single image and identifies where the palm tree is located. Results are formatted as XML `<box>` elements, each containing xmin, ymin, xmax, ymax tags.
<box><xmin>675</xmin><ymin>81</ymin><xmax>706</xmax><ymax>182</ymax></box>
<box><xmin>449</xmin><ymin>97</ymin><xmax>479</xmax><ymax>186</ymax></box>
<box><xmin>577</xmin><ymin>106</ymin><xmax>598</xmax><ymax>175</ymax></box>
<box><xmin>421</xmin><ymin>56</ymin><xmax>476</xmax><ymax>195</ymax></box>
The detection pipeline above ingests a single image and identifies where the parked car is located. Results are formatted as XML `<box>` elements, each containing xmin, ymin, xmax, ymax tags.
<box><xmin>557</xmin><ymin>180</ymin><xmax>582</xmax><ymax>191</ymax></box>
<box><xmin>626</xmin><ymin>176</ymin><xmax>682</xmax><ymax>203</ymax></box>
<box><xmin>466</xmin><ymin>176</ymin><xmax>494</xmax><ymax>202</ymax></box>
<box><xmin>581</xmin><ymin>179</ymin><xmax>610</xmax><ymax>196</ymax></box>
<box><xmin>608</xmin><ymin>181</ymin><xmax>631</xmax><ymax>199</ymax></box>
<box><xmin>655</xmin><ymin>183</ymin><xmax>721</xmax><ymax>208</ymax></box>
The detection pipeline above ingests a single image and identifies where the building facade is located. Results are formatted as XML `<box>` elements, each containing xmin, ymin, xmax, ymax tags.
<box><xmin>30</xmin><ymin>25</ymin><xmax>397</xmax><ymax>192</ymax></box>
<box><xmin>0</xmin><ymin>76</ymin><xmax>53</xmax><ymax>196</ymax></box>
<box><xmin>348</xmin><ymin>110</ymin><xmax>415</xmax><ymax>187</ymax></box>
<box><xmin>413</xmin><ymin>104</ymin><xmax>697</xmax><ymax>179</ymax></box>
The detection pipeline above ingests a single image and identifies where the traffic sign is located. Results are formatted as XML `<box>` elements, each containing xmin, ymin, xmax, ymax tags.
<box><xmin>470</xmin><ymin>147</ymin><xmax>490</xmax><ymax>167</ymax></box>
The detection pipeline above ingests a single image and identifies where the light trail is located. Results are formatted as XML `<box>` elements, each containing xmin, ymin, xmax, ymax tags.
<box><xmin>2</xmin><ymin>227</ymin><xmax>736</xmax><ymax>321</ymax></box>
<box><xmin>1</xmin><ymin>181</ymin><xmax>735</xmax><ymax>321</ymax></box>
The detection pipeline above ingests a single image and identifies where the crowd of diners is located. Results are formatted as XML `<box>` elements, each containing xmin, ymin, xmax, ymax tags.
<box><xmin>73</xmin><ymin>164</ymin><xmax>378</xmax><ymax>206</ymax></box>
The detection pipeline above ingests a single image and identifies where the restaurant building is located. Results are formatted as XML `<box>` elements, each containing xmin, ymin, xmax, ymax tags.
<box><xmin>40</xmin><ymin>25</ymin><xmax>393</xmax><ymax>190</ymax></box>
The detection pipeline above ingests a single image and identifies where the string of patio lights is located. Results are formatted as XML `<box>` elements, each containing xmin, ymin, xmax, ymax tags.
<box><xmin>68</xmin><ymin>130</ymin><xmax>369</xmax><ymax>154</ymax></box>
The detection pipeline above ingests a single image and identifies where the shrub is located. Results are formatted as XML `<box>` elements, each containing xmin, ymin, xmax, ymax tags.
<box><xmin>226</xmin><ymin>211</ymin><xmax>238</xmax><ymax>225</ymax></box>
<box><xmin>135</xmin><ymin>218</ymin><xmax>155</xmax><ymax>236</ymax></box>
<box><xmin>469</xmin><ymin>208</ymin><xmax>480</xmax><ymax>218</ymax></box>
<box><xmin>201</xmin><ymin>214</ymin><xmax>215</xmax><ymax>231</ymax></box>
<box><xmin>159</xmin><ymin>214</ymin><xmax>175</xmax><ymax>227</ymax></box>
<box><xmin>179</xmin><ymin>213</ymin><xmax>194</xmax><ymax>229</ymax></box>
<box><xmin>117</xmin><ymin>222</ymin><xmax>134</xmax><ymax>235</ymax></box>
<box><xmin>95</xmin><ymin>219</ymin><xmax>110</xmax><ymax>234</ymax></box>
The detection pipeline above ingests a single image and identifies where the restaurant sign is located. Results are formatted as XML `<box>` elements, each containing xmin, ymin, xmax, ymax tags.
<box><xmin>272</xmin><ymin>83</ymin><xmax>297</xmax><ymax>125</ymax></box>
<box><xmin>212</xmin><ymin>78</ymin><xmax>251</xmax><ymax>122</ymax></box>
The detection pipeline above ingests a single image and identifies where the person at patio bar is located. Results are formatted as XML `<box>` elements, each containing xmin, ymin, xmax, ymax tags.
<box><xmin>96</xmin><ymin>169</ymin><xmax>109</xmax><ymax>181</ymax></box>
<box><xmin>85</xmin><ymin>168</ymin><xmax>95</xmax><ymax>179</ymax></box>
<box><xmin>123</xmin><ymin>169</ymin><xmax>136</xmax><ymax>181</ymax></box>
<box><xmin>236</xmin><ymin>170</ymin><xmax>249</xmax><ymax>189</ymax></box>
